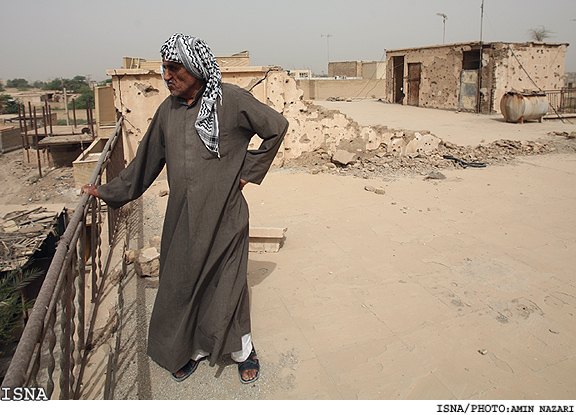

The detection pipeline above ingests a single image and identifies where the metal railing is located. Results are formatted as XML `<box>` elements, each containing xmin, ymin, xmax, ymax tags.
<box><xmin>1</xmin><ymin>117</ymin><xmax>125</xmax><ymax>399</ymax></box>
<box><xmin>545</xmin><ymin>88</ymin><xmax>576</xmax><ymax>114</ymax></box>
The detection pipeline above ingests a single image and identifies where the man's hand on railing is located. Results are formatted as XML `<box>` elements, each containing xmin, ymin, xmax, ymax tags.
<box><xmin>81</xmin><ymin>184</ymin><xmax>100</xmax><ymax>198</ymax></box>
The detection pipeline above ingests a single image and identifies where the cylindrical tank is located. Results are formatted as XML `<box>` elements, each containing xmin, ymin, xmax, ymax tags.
<box><xmin>500</xmin><ymin>91</ymin><xmax>549</xmax><ymax>123</ymax></box>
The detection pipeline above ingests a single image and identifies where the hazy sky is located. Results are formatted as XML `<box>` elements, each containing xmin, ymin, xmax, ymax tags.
<box><xmin>1</xmin><ymin>0</ymin><xmax>575</xmax><ymax>82</ymax></box>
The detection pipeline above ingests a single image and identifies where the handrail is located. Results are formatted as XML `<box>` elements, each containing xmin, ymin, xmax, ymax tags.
<box><xmin>544</xmin><ymin>88</ymin><xmax>576</xmax><ymax>114</ymax></box>
<box><xmin>1</xmin><ymin>116</ymin><xmax>124</xmax><ymax>398</ymax></box>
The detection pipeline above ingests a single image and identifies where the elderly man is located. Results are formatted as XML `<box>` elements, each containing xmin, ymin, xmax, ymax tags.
<box><xmin>82</xmin><ymin>34</ymin><xmax>288</xmax><ymax>384</ymax></box>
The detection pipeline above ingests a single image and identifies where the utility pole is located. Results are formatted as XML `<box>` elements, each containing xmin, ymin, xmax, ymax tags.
<box><xmin>437</xmin><ymin>13</ymin><xmax>447</xmax><ymax>44</ymax></box>
<box><xmin>477</xmin><ymin>0</ymin><xmax>485</xmax><ymax>114</ymax></box>
<box><xmin>321</xmin><ymin>34</ymin><xmax>333</xmax><ymax>74</ymax></box>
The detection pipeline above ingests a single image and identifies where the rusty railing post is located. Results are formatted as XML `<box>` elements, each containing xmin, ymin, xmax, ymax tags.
<box><xmin>32</xmin><ymin>106</ymin><xmax>42</xmax><ymax>178</ymax></box>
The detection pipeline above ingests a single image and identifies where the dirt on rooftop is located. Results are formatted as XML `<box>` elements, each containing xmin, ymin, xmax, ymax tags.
<box><xmin>0</xmin><ymin>149</ymin><xmax>78</xmax><ymax>207</ymax></box>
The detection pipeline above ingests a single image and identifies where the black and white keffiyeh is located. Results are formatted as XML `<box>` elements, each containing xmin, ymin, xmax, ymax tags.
<box><xmin>160</xmin><ymin>34</ymin><xmax>223</xmax><ymax>156</ymax></box>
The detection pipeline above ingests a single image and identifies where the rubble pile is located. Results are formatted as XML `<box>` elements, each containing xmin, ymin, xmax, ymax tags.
<box><xmin>0</xmin><ymin>207</ymin><xmax>62</xmax><ymax>271</ymax></box>
<box><xmin>284</xmin><ymin>133</ymin><xmax>576</xmax><ymax>180</ymax></box>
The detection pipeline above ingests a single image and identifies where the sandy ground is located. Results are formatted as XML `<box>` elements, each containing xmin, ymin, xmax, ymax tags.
<box><xmin>94</xmin><ymin>102</ymin><xmax>576</xmax><ymax>401</ymax></box>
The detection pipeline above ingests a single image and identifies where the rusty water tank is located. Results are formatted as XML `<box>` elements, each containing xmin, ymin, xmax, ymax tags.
<box><xmin>500</xmin><ymin>91</ymin><xmax>549</xmax><ymax>123</ymax></box>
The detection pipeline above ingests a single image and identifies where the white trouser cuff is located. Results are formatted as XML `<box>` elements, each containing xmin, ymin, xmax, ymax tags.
<box><xmin>190</xmin><ymin>332</ymin><xmax>252</xmax><ymax>363</ymax></box>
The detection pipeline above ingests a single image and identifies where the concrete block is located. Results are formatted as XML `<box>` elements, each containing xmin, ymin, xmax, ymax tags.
<box><xmin>134</xmin><ymin>247</ymin><xmax>160</xmax><ymax>277</ymax></box>
<box><xmin>249</xmin><ymin>227</ymin><xmax>287</xmax><ymax>253</ymax></box>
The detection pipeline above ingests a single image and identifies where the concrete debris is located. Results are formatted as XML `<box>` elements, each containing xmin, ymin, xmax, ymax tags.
<box><xmin>134</xmin><ymin>247</ymin><xmax>160</xmax><ymax>278</ymax></box>
<box><xmin>0</xmin><ymin>206</ymin><xmax>62</xmax><ymax>271</ymax></box>
<box><xmin>364</xmin><ymin>185</ymin><xmax>385</xmax><ymax>195</ymax></box>
<box><xmin>425</xmin><ymin>171</ymin><xmax>446</xmax><ymax>180</ymax></box>
<box><xmin>125</xmin><ymin>236</ymin><xmax>161</xmax><ymax>277</ymax></box>
<box><xmin>284</xmin><ymin>135</ymin><xmax>576</xmax><ymax>180</ymax></box>
<box><xmin>332</xmin><ymin>149</ymin><xmax>356</xmax><ymax>166</ymax></box>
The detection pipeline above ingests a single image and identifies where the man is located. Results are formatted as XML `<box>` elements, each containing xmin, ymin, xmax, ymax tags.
<box><xmin>82</xmin><ymin>34</ymin><xmax>288</xmax><ymax>384</ymax></box>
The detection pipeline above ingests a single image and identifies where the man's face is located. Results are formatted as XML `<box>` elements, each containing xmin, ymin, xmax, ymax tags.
<box><xmin>162</xmin><ymin>59</ymin><xmax>203</xmax><ymax>101</ymax></box>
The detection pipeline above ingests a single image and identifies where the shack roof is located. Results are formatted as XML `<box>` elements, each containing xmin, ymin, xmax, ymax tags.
<box><xmin>385</xmin><ymin>41</ymin><xmax>569</xmax><ymax>54</ymax></box>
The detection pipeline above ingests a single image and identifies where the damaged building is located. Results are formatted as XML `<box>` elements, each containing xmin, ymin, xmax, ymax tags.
<box><xmin>97</xmin><ymin>53</ymin><xmax>440</xmax><ymax>171</ymax></box>
<box><xmin>385</xmin><ymin>41</ymin><xmax>568</xmax><ymax>113</ymax></box>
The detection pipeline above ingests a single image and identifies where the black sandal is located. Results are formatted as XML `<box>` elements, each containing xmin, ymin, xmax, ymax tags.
<box><xmin>237</xmin><ymin>346</ymin><xmax>260</xmax><ymax>384</ymax></box>
<box><xmin>171</xmin><ymin>357</ymin><xmax>205</xmax><ymax>382</ymax></box>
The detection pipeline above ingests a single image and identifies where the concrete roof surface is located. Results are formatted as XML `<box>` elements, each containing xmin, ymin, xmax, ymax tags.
<box><xmin>83</xmin><ymin>101</ymin><xmax>576</xmax><ymax>401</ymax></box>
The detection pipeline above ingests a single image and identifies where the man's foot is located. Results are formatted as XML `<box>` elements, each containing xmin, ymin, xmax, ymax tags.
<box><xmin>238</xmin><ymin>346</ymin><xmax>260</xmax><ymax>384</ymax></box>
<box><xmin>171</xmin><ymin>358</ymin><xmax>203</xmax><ymax>382</ymax></box>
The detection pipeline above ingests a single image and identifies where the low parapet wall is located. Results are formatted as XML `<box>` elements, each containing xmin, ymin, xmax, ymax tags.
<box><xmin>296</xmin><ymin>78</ymin><xmax>386</xmax><ymax>100</ymax></box>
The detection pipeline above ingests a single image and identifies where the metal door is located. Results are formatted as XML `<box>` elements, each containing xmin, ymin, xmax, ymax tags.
<box><xmin>407</xmin><ymin>63</ymin><xmax>421</xmax><ymax>106</ymax></box>
<box><xmin>393</xmin><ymin>56</ymin><xmax>405</xmax><ymax>104</ymax></box>
<box><xmin>459</xmin><ymin>70</ymin><xmax>478</xmax><ymax>111</ymax></box>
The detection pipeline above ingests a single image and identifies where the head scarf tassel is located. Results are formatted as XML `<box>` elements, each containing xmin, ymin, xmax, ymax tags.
<box><xmin>161</xmin><ymin>34</ymin><xmax>223</xmax><ymax>157</ymax></box>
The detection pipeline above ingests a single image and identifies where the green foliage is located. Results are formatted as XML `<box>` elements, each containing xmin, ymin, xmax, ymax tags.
<box><xmin>6</xmin><ymin>78</ymin><xmax>30</xmax><ymax>89</ymax></box>
<box><xmin>68</xmin><ymin>85</ymin><xmax>94</xmax><ymax>110</ymax></box>
<box><xmin>0</xmin><ymin>94</ymin><xmax>19</xmax><ymax>114</ymax></box>
<box><xmin>0</xmin><ymin>267</ymin><xmax>42</xmax><ymax>348</ymax></box>
<box><xmin>43</xmin><ymin>79</ymin><xmax>63</xmax><ymax>91</ymax></box>
<box><xmin>42</xmin><ymin>76</ymin><xmax>90</xmax><ymax>93</ymax></box>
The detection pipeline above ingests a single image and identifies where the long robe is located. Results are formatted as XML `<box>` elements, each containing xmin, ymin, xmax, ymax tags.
<box><xmin>98</xmin><ymin>83</ymin><xmax>288</xmax><ymax>372</ymax></box>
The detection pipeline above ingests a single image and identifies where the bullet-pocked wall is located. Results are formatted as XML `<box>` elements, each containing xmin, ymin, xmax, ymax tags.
<box><xmin>385</xmin><ymin>41</ymin><xmax>568</xmax><ymax>114</ymax></box>
<box><xmin>106</xmin><ymin>65</ymin><xmax>440</xmax><ymax>167</ymax></box>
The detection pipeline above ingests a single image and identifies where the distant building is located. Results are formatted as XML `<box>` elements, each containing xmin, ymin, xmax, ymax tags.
<box><xmin>384</xmin><ymin>41</ymin><xmax>568</xmax><ymax>113</ymax></box>
<box><xmin>329</xmin><ymin>61</ymin><xmax>385</xmax><ymax>79</ymax></box>
<box><xmin>287</xmin><ymin>70</ymin><xmax>312</xmax><ymax>79</ymax></box>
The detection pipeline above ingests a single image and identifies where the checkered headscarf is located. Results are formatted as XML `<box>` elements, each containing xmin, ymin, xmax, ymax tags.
<box><xmin>161</xmin><ymin>34</ymin><xmax>222</xmax><ymax>156</ymax></box>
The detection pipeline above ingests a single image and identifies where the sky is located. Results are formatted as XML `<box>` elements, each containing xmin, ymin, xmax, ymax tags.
<box><xmin>1</xmin><ymin>0</ymin><xmax>575</xmax><ymax>82</ymax></box>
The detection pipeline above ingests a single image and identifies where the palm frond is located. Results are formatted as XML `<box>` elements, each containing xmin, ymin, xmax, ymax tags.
<box><xmin>0</xmin><ymin>267</ymin><xmax>43</xmax><ymax>294</ymax></box>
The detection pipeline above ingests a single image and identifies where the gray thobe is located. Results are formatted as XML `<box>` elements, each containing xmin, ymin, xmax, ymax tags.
<box><xmin>98</xmin><ymin>83</ymin><xmax>288</xmax><ymax>372</ymax></box>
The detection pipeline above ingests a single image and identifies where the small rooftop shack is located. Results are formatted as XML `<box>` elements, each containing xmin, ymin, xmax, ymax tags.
<box><xmin>385</xmin><ymin>41</ymin><xmax>568</xmax><ymax>113</ymax></box>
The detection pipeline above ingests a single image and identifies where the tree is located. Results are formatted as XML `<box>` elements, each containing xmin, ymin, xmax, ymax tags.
<box><xmin>0</xmin><ymin>94</ymin><xmax>19</xmax><ymax>114</ymax></box>
<box><xmin>528</xmin><ymin>26</ymin><xmax>554</xmax><ymax>41</ymax></box>
<box><xmin>68</xmin><ymin>85</ymin><xmax>94</xmax><ymax>110</ymax></box>
<box><xmin>0</xmin><ymin>267</ymin><xmax>42</xmax><ymax>348</ymax></box>
<box><xmin>6</xmin><ymin>78</ymin><xmax>30</xmax><ymax>90</ymax></box>
<box><xmin>43</xmin><ymin>76</ymin><xmax>90</xmax><ymax>93</ymax></box>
